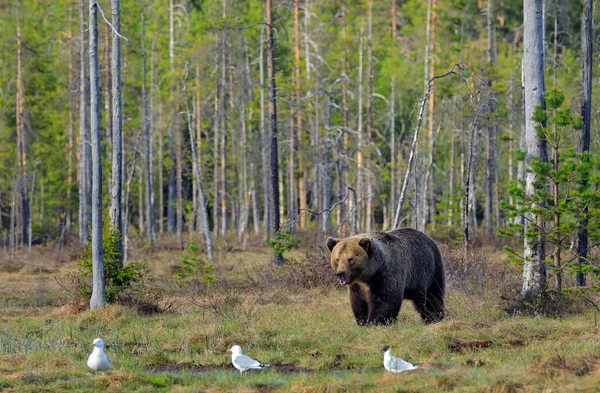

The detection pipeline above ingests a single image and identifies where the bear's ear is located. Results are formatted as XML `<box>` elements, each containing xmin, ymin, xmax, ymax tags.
<box><xmin>326</xmin><ymin>237</ymin><xmax>339</xmax><ymax>252</ymax></box>
<box><xmin>358</xmin><ymin>238</ymin><xmax>371</xmax><ymax>255</ymax></box>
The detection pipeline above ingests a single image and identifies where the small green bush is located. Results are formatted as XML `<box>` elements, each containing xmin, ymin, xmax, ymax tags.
<box><xmin>266</xmin><ymin>229</ymin><xmax>300</xmax><ymax>255</ymax></box>
<box><xmin>77</xmin><ymin>214</ymin><xmax>148</xmax><ymax>303</ymax></box>
<box><xmin>174</xmin><ymin>241</ymin><xmax>215</xmax><ymax>283</ymax></box>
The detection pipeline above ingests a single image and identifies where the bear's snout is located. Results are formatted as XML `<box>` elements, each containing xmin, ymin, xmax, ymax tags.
<box><xmin>336</xmin><ymin>271</ymin><xmax>350</xmax><ymax>286</ymax></box>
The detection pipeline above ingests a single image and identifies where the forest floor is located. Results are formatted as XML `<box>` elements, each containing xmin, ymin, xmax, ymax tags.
<box><xmin>1</xmin><ymin>233</ymin><xmax>600</xmax><ymax>392</ymax></box>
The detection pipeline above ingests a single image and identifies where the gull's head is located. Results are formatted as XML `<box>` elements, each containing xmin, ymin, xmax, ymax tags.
<box><xmin>92</xmin><ymin>338</ymin><xmax>105</xmax><ymax>348</ymax></box>
<box><xmin>382</xmin><ymin>345</ymin><xmax>391</xmax><ymax>353</ymax></box>
<box><xmin>230</xmin><ymin>345</ymin><xmax>242</xmax><ymax>354</ymax></box>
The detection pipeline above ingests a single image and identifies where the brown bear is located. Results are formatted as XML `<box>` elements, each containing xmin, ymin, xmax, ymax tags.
<box><xmin>326</xmin><ymin>228</ymin><xmax>445</xmax><ymax>325</ymax></box>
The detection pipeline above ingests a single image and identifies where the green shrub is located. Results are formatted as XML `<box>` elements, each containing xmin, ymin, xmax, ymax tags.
<box><xmin>77</xmin><ymin>214</ymin><xmax>148</xmax><ymax>303</ymax></box>
<box><xmin>174</xmin><ymin>241</ymin><xmax>215</xmax><ymax>283</ymax></box>
<box><xmin>266</xmin><ymin>229</ymin><xmax>300</xmax><ymax>255</ymax></box>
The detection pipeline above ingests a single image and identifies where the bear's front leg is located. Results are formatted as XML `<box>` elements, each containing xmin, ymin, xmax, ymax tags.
<box><xmin>366</xmin><ymin>292</ymin><xmax>402</xmax><ymax>325</ymax></box>
<box><xmin>349</xmin><ymin>284</ymin><xmax>369</xmax><ymax>325</ymax></box>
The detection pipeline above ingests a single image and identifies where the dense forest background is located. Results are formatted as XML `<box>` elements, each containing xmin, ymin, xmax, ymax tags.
<box><xmin>0</xmin><ymin>0</ymin><xmax>598</xmax><ymax>259</ymax></box>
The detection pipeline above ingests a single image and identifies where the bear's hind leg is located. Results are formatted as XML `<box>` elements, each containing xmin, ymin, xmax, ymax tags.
<box><xmin>413</xmin><ymin>284</ymin><xmax>445</xmax><ymax>324</ymax></box>
<box><xmin>349</xmin><ymin>284</ymin><xmax>369</xmax><ymax>325</ymax></box>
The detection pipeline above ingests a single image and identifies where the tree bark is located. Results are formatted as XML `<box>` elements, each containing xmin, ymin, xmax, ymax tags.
<box><xmin>89</xmin><ymin>0</ymin><xmax>106</xmax><ymax>311</ymax></box>
<box><xmin>366</xmin><ymin>0</ymin><xmax>374</xmax><ymax>233</ymax></box>
<box><xmin>422</xmin><ymin>0</ymin><xmax>437</xmax><ymax>232</ymax></box>
<box><xmin>259</xmin><ymin>25</ymin><xmax>269</xmax><ymax>238</ymax></box>
<box><xmin>109</xmin><ymin>0</ymin><xmax>123</xmax><ymax>267</ymax></box>
<box><xmin>266</xmin><ymin>0</ymin><xmax>283</xmax><ymax>265</ymax></box>
<box><xmin>522</xmin><ymin>0</ymin><xmax>547</xmax><ymax>297</ymax></box>
<box><xmin>142</xmin><ymin>12</ymin><xmax>156</xmax><ymax>247</ymax></box>
<box><xmin>294</xmin><ymin>0</ymin><xmax>305</xmax><ymax>230</ymax></box>
<box><xmin>357</xmin><ymin>21</ymin><xmax>364</xmax><ymax>231</ymax></box>
<box><xmin>183</xmin><ymin>63</ymin><xmax>213</xmax><ymax>260</ymax></box>
<box><xmin>577</xmin><ymin>0</ymin><xmax>592</xmax><ymax>286</ymax></box>
<box><xmin>67</xmin><ymin>7</ymin><xmax>74</xmax><ymax>231</ymax></box>
<box><xmin>16</xmin><ymin>8</ymin><xmax>29</xmax><ymax>249</ymax></box>
<box><xmin>483</xmin><ymin>0</ymin><xmax>495</xmax><ymax>237</ymax></box>
<box><xmin>79</xmin><ymin>0</ymin><xmax>90</xmax><ymax>245</ymax></box>
<box><xmin>167</xmin><ymin>0</ymin><xmax>176</xmax><ymax>234</ymax></box>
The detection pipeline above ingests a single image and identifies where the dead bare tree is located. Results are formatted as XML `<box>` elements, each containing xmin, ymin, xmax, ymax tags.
<box><xmin>393</xmin><ymin>65</ymin><xmax>464</xmax><ymax>230</ymax></box>
<box><xmin>183</xmin><ymin>62</ymin><xmax>213</xmax><ymax>260</ymax></box>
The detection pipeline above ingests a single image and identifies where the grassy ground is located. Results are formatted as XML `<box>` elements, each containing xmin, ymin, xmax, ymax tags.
<box><xmin>1</xmin><ymin>235</ymin><xmax>600</xmax><ymax>392</ymax></box>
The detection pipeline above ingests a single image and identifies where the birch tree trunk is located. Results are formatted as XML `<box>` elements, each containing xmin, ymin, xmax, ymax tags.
<box><xmin>576</xmin><ymin>0</ymin><xmax>592</xmax><ymax>286</ymax></box>
<box><xmin>522</xmin><ymin>0</ymin><xmax>547</xmax><ymax>297</ymax></box>
<box><xmin>109</xmin><ymin>0</ymin><xmax>123</xmax><ymax>267</ymax></box>
<box><xmin>79</xmin><ymin>0</ymin><xmax>90</xmax><ymax>245</ymax></box>
<box><xmin>89</xmin><ymin>0</ymin><xmax>106</xmax><ymax>311</ymax></box>
<box><xmin>266</xmin><ymin>0</ymin><xmax>283</xmax><ymax>265</ymax></box>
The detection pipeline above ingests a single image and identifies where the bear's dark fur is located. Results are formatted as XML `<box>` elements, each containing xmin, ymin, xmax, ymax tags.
<box><xmin>326</xmin><ymin>228</ymin><xmax>445</xmax><ymax>325</ymax></box>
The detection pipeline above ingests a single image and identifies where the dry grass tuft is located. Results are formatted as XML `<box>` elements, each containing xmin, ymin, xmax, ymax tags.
<box><xmin>479</xmin><ymin>380</ymin><xmax>526</xmax><ymax>393</ymax></box>
<box><xmin>529</xmin><ymin>354</ymin><xmax>597</xmax><ymax>378</ymax></box>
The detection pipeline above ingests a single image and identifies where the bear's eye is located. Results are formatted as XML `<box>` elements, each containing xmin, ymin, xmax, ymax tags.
<box><xmin>347</xmin><ymin>257</ymin><xmax>353</xmax><ymax>264</ymax></box>
<box><xmin>336</xmin><ymin>258</ymin><xmax>340</xmax><ymax>262</ymax></box>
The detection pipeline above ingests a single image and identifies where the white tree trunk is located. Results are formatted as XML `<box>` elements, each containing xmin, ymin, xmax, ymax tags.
<box><xmin>79</xmin><ymin>0</ymin><xmax>89</xmax><ymax>245</ymax></box>
<box><xmin>522</xmin><ymin>0</ymin><xmax>547</xmax><ymax>297</ymax></box>
<box><xmin>110</xmin><ymin>0</ymin><xmax>123</xmax><ymax>266</ymax></box>
<box><xmin>89</xmin><ymin>0</ymin><xmax>106</xmax><ymax>311</ymax></box>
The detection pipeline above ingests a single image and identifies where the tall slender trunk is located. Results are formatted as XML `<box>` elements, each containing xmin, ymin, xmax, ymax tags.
<box><xmin>340</xmin><ymin>1</ymin><xmax>349</xmax><ymax>235</ymax></box>
<box><xmin>28</xmin><ymin>164</ymin><xmax>36</xmax><ymax>256</ymax></box>
<box><xmin>109</xmin><ymin>0</ymin><xmax>123</xmax><ymax>266</ymax></box>
<box><xmin>366</xmin><ymin>0</ymin><xmax>374</xmax><ymax>232</ymax></box>
<box><xmin>167</xmin><ymin>0</ymin><xmax>176</xmax><ymax>233</ymax></box>
<box><xmin>266</xmin><ymin>0</ymin><xmax>283</xmax><ymax>265</ymax></box>
<box><xmin>260</xmin><ymin>26</ymin><xmax>269</xmax><ymax>238</ymax></box>
<box><xmin>142</xmin><ymin>12</ymin><xmax>156</xmax><ymax>247</ymax></box>
<box><xmin>577</xmin><ymin>0</ymin><xmax>592</xmax><ymax>286</ymax></box>
<box><xmin>16</xmin><ymin>9</ymin><xmax>28</xmax><ymax>248</ymax></box>
<box><xmin>322</xmin><ymin>92</ymin><xmax>332</xmax><ymax>232</ymax></box>
<box><xmin>390</xmin><ymin>77</ymin><xmax>396</xmax><ymax>228</ymax></box>
<box><xmin>183</xmin><ymin>63</ymin><xmax>213</xmax><ymax>259</ymax></box>
<box><xmin>522</xmin><ymin>0</ymin><xmax>547</xmax><ymax>297</ymax></box>
<box><xmin>67</xmin><ymin>7</ymin><xmax>74</xmax><ymax>230</ymax></box>
<box><xmin>104</xmin><ymin>23</ymin><xmax>112</xmax><ymax>189</ymax></box>
<box><xmin>484</xmin><ymin>0</ymin><xmax>495</xmax><ymax>237</ymax></box>
<box><xmin>357</xmin><ymin>21</ymin><xmax>364</xmax><ymax>231</ymax></box>
<box><xmin>213</xmin><ymin>82</ymin><xmax>220</xmax><ymax>235</ymax></box>
<box><xmin>10</xmin><ymin>179</ymin><xmax>16</xmax><ymax>260</ymax></box>
<box><xmin>220</xmin><ymin>28</ymin><xmax>228</xmax><ymax>236</ymax></box>
<box><xmin>79</xmin><ymin>0</ymin><xmax>90</xmax><ymax>244</ymax></box>
<box><xmin>89</xmin><ymin>0</ymin><xmax>106</xmax><ymax>311</ymax></box>
<box><xmin>422</xmin><ymin>0</ymin><xmax>437</xmax><ymax>232</ymax></box>
<box><xmin>295</xmin><ymin>0</ymin><xmax>305</xmax><ymax>230</ymax></box>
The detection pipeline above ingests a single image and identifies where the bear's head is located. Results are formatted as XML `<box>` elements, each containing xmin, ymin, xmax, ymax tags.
<box><xmin>325</xmin><ymin>237</ymin><xmax>372</xmax><ymax>286</ymax></box>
